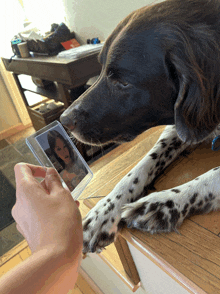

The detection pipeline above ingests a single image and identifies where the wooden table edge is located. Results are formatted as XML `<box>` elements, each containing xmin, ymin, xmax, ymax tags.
<box><xmin>120</xmin><ymin>229</ymin><xmax>207</xmax><ymax>294</ymax></box>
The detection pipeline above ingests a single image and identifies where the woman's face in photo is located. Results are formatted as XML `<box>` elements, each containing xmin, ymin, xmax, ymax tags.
<box><xmin>54</xmin><ymin>138</ymin><xmax>71</xmax><ymax>164</ymax></box>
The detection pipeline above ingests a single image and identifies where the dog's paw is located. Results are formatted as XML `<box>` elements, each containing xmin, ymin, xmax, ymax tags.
<box><xmin>121</xmin><ymin>191</ymin><xmax>184</xmax><ymax>234</ymax></box>
<box><xmin>82</xmin><ymin>198</ymin><xmax>121</xmax><ymax>253</ymax></box>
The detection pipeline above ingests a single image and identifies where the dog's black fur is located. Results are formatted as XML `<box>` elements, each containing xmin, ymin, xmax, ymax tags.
<box><xmin>61</xmin><ymin>0</ymin><xmax>220</xmax><ymax>146</ymax></box>
<box><xmin>60</xmin><ymin>0</ymin><xmax>220</xmax><ymax>253</ymax></box>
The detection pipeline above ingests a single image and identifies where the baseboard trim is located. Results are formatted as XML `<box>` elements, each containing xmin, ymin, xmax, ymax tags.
<box><xmin>0</xmin><ymin>123</ymin><xmax>32</xmax><ymax>141</ymax></box>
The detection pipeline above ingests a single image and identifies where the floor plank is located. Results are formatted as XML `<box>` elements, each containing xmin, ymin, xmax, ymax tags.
<box><xmin>69</xmin><ymin>286</ymin><xmax>83</xmax><ymax>294</ymax></box>
<box><xmin>0</xmin><ymin>254</ymin><xmax>23</xmax><ymax>277</ymax></box>
<box><xmin>76</xmin><ymin>274</ymin><xmax>97</xmax><ymax>294</ymax></box>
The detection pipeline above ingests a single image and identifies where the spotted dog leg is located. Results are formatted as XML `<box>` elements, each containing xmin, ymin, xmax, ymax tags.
<box><xmin>121</xmin><ymin>167</ymin><xmax>220</xmax><ymax>233</ymax></box>
<box><xmin>83</xmin><ymin>125</ymin><xmax>190</xmax><ymax>253</ymax></box>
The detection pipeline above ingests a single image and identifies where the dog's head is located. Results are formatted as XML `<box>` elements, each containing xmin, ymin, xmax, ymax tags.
<box><xmin>61</xmin><ymin>0</ymin><xmax>220</xmax><ymax>145</ymax></box>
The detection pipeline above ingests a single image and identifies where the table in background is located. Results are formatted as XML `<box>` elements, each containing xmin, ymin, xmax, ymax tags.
<box><xmin>2</xmin><ymin>52</ymin><xmax>101</xmax><ymax>109</ymax></box>
<box><xmin>2</xmin><ymin>52</ymin><xmax>104</xmax><ymax>161</ymax></box>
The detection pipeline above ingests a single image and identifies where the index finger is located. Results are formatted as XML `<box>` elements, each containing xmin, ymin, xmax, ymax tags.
<box><xmin>14</xmin><ymin>163</ymin><xmax>47</xmax><ymax>184</ymax></box>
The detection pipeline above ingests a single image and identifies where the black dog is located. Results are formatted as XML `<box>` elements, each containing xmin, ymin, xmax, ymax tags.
<box><xmin>61</xmin><ymin>0</ymin><xmax>220</xmax><ymax>253</ymax></box>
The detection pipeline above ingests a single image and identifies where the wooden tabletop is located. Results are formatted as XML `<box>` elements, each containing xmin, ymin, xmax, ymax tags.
<box><xmin>2</xmin><ymin>52</ymin><xmax>102</xmax><ymax>87</ymax></box>
<box><xmin>80</xmin><ymin>126</ymin><xmax>220</xmax><ymax>294</ymax></box>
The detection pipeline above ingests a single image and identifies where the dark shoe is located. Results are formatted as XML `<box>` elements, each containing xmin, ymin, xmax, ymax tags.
<box><xmin>27</xmin><ymin>23</ymin><xmax>75</xmax><ymax>55</ymax></box>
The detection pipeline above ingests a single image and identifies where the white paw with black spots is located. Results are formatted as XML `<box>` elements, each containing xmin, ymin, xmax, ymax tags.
<box><xmin>121</xmin><ymin>191</ymin><xmax>185</xmax><ymax>234</ymax></box>
<box><xmin>82</xmin><ymin>197</ymin><xmax>121</xmax><ymax>253</ymax></box>
<box><xmin>121</xmin><ymin>186</ymin><xmax>216</xmax><ymax>234</ymax></box>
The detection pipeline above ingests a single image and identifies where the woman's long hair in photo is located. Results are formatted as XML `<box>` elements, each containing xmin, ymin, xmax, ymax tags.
<box><xmin>47</xmin><ymin>130</ymin><xmax>76</xmax><ymax>169</ymax></box>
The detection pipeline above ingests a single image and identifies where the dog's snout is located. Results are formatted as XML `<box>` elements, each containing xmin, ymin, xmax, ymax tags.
<box><xmin>60</xmin><ymin>111</ymin><xmax>77</xmax><ymax>131</ymax></box>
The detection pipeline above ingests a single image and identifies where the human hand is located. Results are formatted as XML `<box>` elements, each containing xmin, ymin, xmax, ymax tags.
<box><xmin>12</xmin><ymin>163</ymin><xmax>83</xmax><ymax>258</ymax></box>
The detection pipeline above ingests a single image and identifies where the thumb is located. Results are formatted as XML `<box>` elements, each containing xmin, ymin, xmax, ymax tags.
<box><xmin>45</xmin><ymin>168</ymin><xmax>63</xmax><ymax>193</ymax></box>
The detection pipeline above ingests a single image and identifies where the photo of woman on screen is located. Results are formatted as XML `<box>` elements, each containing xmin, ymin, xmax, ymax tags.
<box><xmin>47</xmin><ymin>130</ymin><xmax>87</xmax><ymax>191</ymax></box>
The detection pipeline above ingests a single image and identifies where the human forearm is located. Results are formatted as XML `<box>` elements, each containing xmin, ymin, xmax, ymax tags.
<box><xmin>0</xmin><ymin>246</ymin><xmax>80</xmax><ymax>294</ymax></box>
<box><xmin>6</xmin><ymin>164</ymin><xmax>83</xmax><ymax>293</ymax></box>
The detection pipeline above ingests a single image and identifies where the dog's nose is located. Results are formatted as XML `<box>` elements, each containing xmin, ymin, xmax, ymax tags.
<box><xmin>60</xmin><ymin>111</ymin><xmax>77</xmax><ymax>131</ymax></box>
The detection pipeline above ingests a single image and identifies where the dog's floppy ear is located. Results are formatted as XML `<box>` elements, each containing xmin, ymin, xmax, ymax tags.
<box><xmin>165</xmin><ymin>47</ymin><xmax>220</xmax><ymax>144</ymax></box>
<box><xmin>174</xmin><ymin>73</ymin><xmax>215</xmax><ymax>144</ymax></box>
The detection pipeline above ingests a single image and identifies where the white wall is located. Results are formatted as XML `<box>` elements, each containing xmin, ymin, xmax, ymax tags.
<box><xmin>62</xmin><ymin>0</ymin><xmax>165</xmax><ymax>44</ymax></box>
<box><xmin>0</xmin><ymin>73</ymin><xmax>21</xmax><ymax>132</ymax></box>
<box><xmin>127</xmin><ymin>242</ymin><xmax>191</xmax><ymax>294</ymax></box>
<box><xmin>81</xmin><ymin>253</ymin><xmax>147</xmax><ymax>294</ymax></box>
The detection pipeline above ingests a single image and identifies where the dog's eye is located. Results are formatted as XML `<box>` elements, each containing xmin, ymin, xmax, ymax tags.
<box><xmin>112</xmin><ymin>78</ymin><xmax>130</xmax><ymax>88</ymax></box>
<box><xmin>119</xmin><ymin>80</ymin><xmax>129</xmax><ymax>87</ymax></box>
<box><xmin>116</xmin><ymin>79</ymin><xmax>130</xmax><ymax>88</ymax></box>
<box><xmin>107</xmin><ymin>70</ymin><xmax>130</xmax><ymax>88</ymax></box>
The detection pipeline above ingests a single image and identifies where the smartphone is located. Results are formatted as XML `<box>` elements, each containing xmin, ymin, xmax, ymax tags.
<box><xmin>26</xmin><ymin>121</ymin><xmax>93</xmax><ymax>200</ymax></box>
